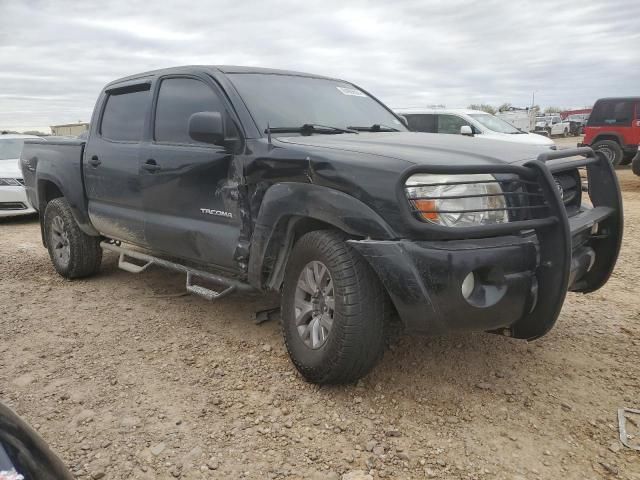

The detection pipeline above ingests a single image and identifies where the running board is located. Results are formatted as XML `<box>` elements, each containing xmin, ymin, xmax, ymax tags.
<box><xmin>101</xmin><ymin>241</ymin><xmax>253</xmax><ymax>301</ymax></box>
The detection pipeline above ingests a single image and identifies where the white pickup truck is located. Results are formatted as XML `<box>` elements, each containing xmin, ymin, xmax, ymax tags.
<box><xmin>534</xmin><ymin>116</ymin><xmax>570</xmax><ymax>137</ymax></box>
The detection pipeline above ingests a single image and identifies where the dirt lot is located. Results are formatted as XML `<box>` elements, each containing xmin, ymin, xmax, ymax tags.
<box><xmin>1</xmin><ymin>138</ymin><xmax>639</xmax><ymax>480</ymax></box>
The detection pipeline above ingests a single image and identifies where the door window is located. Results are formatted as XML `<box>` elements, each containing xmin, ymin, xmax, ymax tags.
<box><xmin>405</xmin><ymin>114</ymin><xmax>436</xmax><ymax>133</ymax></box>
<box><xmin>589</xmin><ymin>100</ymin><xmax>634</xmax><ymax>126</ymax></box>
<box><xmin>154</xmin><ymin>78</ymin><xmax>223</xmax><ymax>144</ymax></box>
<box><xmin>437</xmin><ymin>115</ymin><xmax>469</xmax><ymax>134</ymax></box>
<box><xmin>100</xmin><ymin>87</ymin><xmax>150</xmax><ymax>141</ymax></box>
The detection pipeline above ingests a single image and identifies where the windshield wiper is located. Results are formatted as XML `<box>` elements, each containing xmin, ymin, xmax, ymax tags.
<box><xmin>347</xmin><ymin>124</ymin><xmax>400</xmax><ymax>132</ymax></box>
<box><xmin>265</xmin><ymin>123</ymin><xmax>359</xmax><ymax>135</ymax></box>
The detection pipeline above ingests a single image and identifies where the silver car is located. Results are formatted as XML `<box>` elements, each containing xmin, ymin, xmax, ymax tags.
<box><xmin>0</xmin><ymin>133</ymin><xmax>41</xmax><ymax>217</ymax></box>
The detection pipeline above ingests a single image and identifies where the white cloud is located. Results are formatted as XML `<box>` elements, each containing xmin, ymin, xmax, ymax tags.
<box><xmin>1</xmin><ymin>0</ymin><xmax>638</xmax><ymax>131</ymax></box>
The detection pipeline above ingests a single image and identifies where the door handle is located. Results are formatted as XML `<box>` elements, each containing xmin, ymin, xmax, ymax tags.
<box><xmin>89</xmin><ymin>155</ymin><xmax>101</xmax><ymax>167</ymax></box>
<box><xmin>142</xmin><ymin>159</ymin><xmax>161</xmax><ymax>173</ymax></box>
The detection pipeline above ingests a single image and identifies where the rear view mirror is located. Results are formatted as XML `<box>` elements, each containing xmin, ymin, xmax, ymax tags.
<box><xmin>188</xmin><ymin>111</ymin><xmax>225</xmax><ymax>145</ymax></box>
<box><xmin>0</xmin><ymin>402</ymin><xmax>73</xmax><ymax>479</ymax></box>
<box><xmin>460</xmin><ymin>125</ymin><xmax>474</xmax><ymax>136</ymax></box>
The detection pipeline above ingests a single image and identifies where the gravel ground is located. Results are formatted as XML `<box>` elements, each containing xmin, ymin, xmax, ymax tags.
<box><xmin>1</xmin><ymin>139</ymin><xmax>639</xmax><ymax>479</ymax></box>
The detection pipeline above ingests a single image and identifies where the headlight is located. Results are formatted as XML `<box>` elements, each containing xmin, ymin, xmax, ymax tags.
<box><xmin>0</xmin><ymin>178</ymin><xmax>22</xmax><ymax>186</ymax></box>
<box><xmin>405</xmin><ymin>173</ymin><xmax>508</xmax><ymax>227</ymax></box>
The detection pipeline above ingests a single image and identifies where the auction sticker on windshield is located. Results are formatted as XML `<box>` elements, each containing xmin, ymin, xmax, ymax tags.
<box><xmin>336</xmin><ymin>86</ymin><xmax>367</xmax><ymax>97</ymax></box>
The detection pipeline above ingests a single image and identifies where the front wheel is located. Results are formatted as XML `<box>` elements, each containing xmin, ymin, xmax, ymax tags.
<box><xmin>43</xmin><ymin>198</ymin><xmax>102</xmax><ymax>278</ymax></box>
<box><xmin>281</xmin><ymin>230</ymin><xmax>388</xmax><ymax>384</ymax></box>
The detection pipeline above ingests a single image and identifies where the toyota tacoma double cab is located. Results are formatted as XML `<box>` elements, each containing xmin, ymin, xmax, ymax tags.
<box><xmin>580</xmin><ymin>97</ymin><xmax>640</xmax><ymax>166</ymax></box>
<box><xmin>20</xmin><ymin>66</ymin><xmax>623</xmax><ymax>384</ymax></box>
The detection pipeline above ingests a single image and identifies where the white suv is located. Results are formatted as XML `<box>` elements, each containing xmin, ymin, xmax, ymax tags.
<box><xmin>396</xmin><ymin>108</ymin><xmax>556</xmax><ymax>147</ymax></box>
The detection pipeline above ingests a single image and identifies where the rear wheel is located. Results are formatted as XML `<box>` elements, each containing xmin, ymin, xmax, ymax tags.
<box><xmin>281</xmin><ymin>230</ymin><xmax>388</xmax><ymax>384</ymax></box>
<box><xmin>592</xmin><ymin>140</ymin><xmax>624</xmax><ymax>166</ymax></box>
<box><xmin>632</xmin><ymin>154</ymin><xmax>640</xmax><ymax>176</ymax></box>
<box><xmin>620</xmin><ymin>152</ymin><xmax>634</xmax><ymax>166</ymax></box>
<box><xmin>44</xmin><ymin>198</ymin><xmax>102</xmax><ymax>278</ymax></box>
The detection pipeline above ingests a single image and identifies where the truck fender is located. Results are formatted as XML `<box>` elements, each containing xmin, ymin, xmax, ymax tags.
<box><xmin>247</xmin><ymin>183</ymin><xmax>396</xmax><ymax>290</ymax></box>
<box><xmin>37</xmin><ymin>174</ymin><xmax>99</xmax><ymax>238</ymax></box>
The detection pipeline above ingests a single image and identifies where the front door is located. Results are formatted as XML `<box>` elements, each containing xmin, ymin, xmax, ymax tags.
<box><xmin>141</xmin><ymin>75</ymin><xmax>242</xmax><ymax>271</ymax></box>
<box><xmin>84</xmin><ymin>83</ymin><xmax>151</xmax><ymax>246</ymax></box>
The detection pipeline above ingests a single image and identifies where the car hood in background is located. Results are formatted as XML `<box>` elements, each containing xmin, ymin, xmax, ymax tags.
<box><xmin>276</xmin><ymin>131</ymin><xmax>553</xmax><ymax>166</ymax></box>
<box><xmin>479</xmin><ymin>132</ymin><xmax>555</xmax><ymax>147</ymax></box>
<box><xmin>0</xmin><ymin>158</ymin><xmax>22</xmax><ymax>179</ymax></box>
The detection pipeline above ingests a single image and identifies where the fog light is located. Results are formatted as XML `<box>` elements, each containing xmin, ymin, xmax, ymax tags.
<box><xmin>461</xmin><ymin>272</ymin><xmax>475</xmax><ymax>299</ymax></box>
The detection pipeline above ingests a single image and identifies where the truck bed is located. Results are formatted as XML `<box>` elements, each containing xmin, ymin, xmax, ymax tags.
<box><xmin>21</xmin><ymin>138</ymin><xmax>88</xmax><ymax>223</ymax></box>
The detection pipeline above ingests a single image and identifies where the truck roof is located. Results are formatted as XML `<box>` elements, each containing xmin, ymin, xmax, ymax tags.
<box><xmin>106</xmin><ymin>65</ymin><xmax>340</xmax><ymax>89</ymax></box>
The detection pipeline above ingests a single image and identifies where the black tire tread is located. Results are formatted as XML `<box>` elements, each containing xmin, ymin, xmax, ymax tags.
<box><xmin>281</xmin><ymin>230</ymin><xmax>388</xmax><ymax>384</ymax></box>
<box><xmin>592</xmin><ymin>139</ymin><xmax>624</xmax><ymax>166</ymax></box>
<box><xmin>43</xmin><ymin>197</ymin><xmax>102</xmax><ymax>279</ymax></box>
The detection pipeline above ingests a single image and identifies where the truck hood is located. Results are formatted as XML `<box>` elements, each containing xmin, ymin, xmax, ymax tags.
<box><xmin>276</xmin><ymin>132</ymin><xmax>553</xmax><ymax>166</ymax></box>
<box><xmin>0</xmin><ymin>158</ymin><xmax>22</xmax><ymax>179</ymax></box>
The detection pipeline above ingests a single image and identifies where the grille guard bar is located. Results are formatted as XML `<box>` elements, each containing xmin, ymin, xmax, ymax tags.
<box><xmin>396</xmin><ymin>146</ymin><xmax>623</xmax><ymax>340</ymax></box>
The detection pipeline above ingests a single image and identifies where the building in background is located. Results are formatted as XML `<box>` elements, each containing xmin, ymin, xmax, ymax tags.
<box><xmin>50</xmin><ymin>122</ymin><xmax>89</xmax><ymax>136</ymax></box>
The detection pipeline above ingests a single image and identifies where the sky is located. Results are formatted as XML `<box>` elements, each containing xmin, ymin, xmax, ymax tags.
<box><xmin>1</xmin><ymin>0</ymin><xmax>639</xmax><ymax>132</ymax></box>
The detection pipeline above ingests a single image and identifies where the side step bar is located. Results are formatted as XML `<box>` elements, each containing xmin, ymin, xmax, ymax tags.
<box><xmin>100</xmin><ymin>241</ymin><xmax>254</xmax><ymax>301</ymax></box>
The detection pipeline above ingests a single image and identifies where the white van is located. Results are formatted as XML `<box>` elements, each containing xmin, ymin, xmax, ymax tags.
<box><xmin>396</xmin><ymin>108</ymin><xmax>556</xmax><ymax>148</ymax></box>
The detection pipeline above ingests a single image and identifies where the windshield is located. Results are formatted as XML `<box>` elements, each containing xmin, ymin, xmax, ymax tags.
<box><xmin>468</xmin><ymin>114</ymin><xmax>521</xmax><ymax>134</ymax></box>
<box><xmin>228</xmin><ymin>74</ymin><xmax>407</xmax><ymax>134</ymax></box>
<box><xmin>0</xmin><ymin>139</ymin><xmax>26</xmax><ymax>160</ymax></box>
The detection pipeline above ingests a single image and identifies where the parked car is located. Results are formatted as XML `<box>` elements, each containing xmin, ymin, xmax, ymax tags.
<box><xmin>534</xmin><ymin>116</ymin><xmax>570</xmax><ymax>137</ymax></box>
<box><xmin>21</xmin><ymin>66</ymin><xmax>623</xmax><ymax>384</ymax></box>
<box><xmin>396</xmin><ymin>108</ymin><xmax>555</xmax><ymax>147</ymax></box>
<box><xmin>579</xmin><ymin>97</ymin><xmax>640</xmax><ymax>166</ymax></box>
<box><xmin>0</xmin><ymin>133</ymin><xmax>40</xmax><ymax>217</ymax></box>
<box><xmin>565</xmin><ymin>114</ymin><xmax>589</xmax><ymax>136</ymax></box>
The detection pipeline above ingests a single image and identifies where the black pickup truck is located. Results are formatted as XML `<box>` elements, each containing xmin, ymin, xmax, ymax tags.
<box><xmin>21</xmin><ymin>66</ymin><xmax>623</xmax><ymax>384</ymax></box>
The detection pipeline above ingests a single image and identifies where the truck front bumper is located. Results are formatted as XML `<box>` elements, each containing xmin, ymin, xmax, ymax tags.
<box><xmin>350</xmin><ymin>148</ymin><xmax>623</xmax><ymax>340</ymax></box>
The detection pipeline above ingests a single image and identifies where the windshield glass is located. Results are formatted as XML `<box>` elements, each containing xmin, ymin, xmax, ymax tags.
<box><xmin>228</xmin><ymin>74</ymin><xmax>407</xmax><ymax>134</ymax></box>
<box><xmin>0</xmin><ymin>139</ymin><xmax>26</xmax><ymax>160</ymax></box>
<box><xmin>468</xmin><ymin>114</ymin><xmax>520</xmax><ymax>134</ymax></box>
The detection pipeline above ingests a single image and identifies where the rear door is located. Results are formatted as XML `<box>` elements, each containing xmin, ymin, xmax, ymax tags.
<box><xmin>84</xmin><ymin>82</ymin><xmax>151</xmax><ymax>245</ymax></box>
<box><xmin>141</xmin><ymin>75</ymin><xmax>242</xmax><ymax>270</ymax></box>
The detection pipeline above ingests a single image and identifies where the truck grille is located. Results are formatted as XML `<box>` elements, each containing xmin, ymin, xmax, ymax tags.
<box><xmin>553</xmin><ymin>169</ymin><xmax>582</xmax><ymax>215</ymax></box>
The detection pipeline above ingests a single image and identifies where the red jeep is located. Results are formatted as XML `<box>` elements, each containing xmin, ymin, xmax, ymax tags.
<box><xmin>580</xmin><ymin>97</ymin><xmax>640</xmax><ymax>166</ymax></box>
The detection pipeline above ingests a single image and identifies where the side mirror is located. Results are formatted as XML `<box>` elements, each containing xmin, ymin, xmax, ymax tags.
<box><xmin>188</xmin><ymin>111</ymin><xmax>225</xmax><ymax>145</ymax></box>
<box><xmin>397</xmin><ymin>115</ymin><xmax>409</xmax><ymax>127</ymax></box>
<box><xmin>460</xmin><ymin>125</ymin><xmax>474</xmax><ymax>136</ymax></box>
<box><xmin>0</xmin><ymin>402</ymin><xmax>73</xmax><ymax>479</ymax></box>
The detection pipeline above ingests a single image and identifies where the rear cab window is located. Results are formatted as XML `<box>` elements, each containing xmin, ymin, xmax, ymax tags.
<box><xmin>100</xmin><ymin>84</ymin><xmax>150</xmax><ymax>141</ymax></box>
<box><xmin>589</xmin><ymin>100</ymin><xmax>634</xmax><ymax>126</ymax></box>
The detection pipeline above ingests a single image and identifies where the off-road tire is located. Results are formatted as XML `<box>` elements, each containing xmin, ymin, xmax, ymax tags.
<box><xmin>620</xmin><ymin>152</ymin><xmax>634</xmax><ymax>166</ymax></box>
<box><xmin>281</xmin><ymin>230</ymin><xmax>388</xmax><ymax>384</ymax></box>
<box><xmin>592</xmin><ymin>140</ymin><xmax>624</xmax><ymax>166</ymax></box>
<box><xmin>632</xmin><ymin>154</ymin><xmax>640</xmax><ymax>176</ymax></box>
<box><xmin>43</xmin><ymin>197</ymin><xmax>102</xmax><ymax>279</ymax></box>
